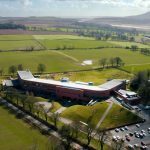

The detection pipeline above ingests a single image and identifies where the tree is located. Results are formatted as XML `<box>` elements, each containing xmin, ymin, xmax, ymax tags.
<box><xmin>0</xmin><ymin>68</ymin><xmax>4</xmax><ymax>76</ymax></box>
<box><xmin>37</xmin><ymin>64</ymin><xmax>46</xmax><ymax>74</ymax></box>
<box><xmin>114</xmin><ymin>57</ymin><xmax>122</xmax><ymax>67</ymax></box>
<box><xmin>8</xmin><ymin>65</ymin><xmax>17</xmax><ymax>76</ymax></box>
<box><xmin>26</xmin><ymin>96</ymin><xmax>36</xmax><ymax>113</ymax></box>
<box><xmin>96</xmin><ymin>128</ymin><xmax>110</xmax><ymax>150</ymax></box>
<box><xmin>111</xmin><ymin>139</ymin><xmax>125</xmax><ymax>150</ymax></box>
<box><xmin>60</xmin><ymin>125</ymin><xmax>73</xmax><ymax>150</ymax></box>
<box><xmin>99</xmin><ymin>58</ymin><xmax>107</xmax><ymax>69</ymax></box>
<box><xmin>131</xmin><ymin>45</ymin><xmax>138</xmax><ymax>51</ymax></box>
<box><xmin>51</xmin><ymin>112</ymin><xmax>59</xmax><ymax>129</ymax></box>
<box><xmin>109</xmin><ymin>58</ymin><xmax>115</xmax><ymax>67</ymax></box>
<box><xmin>17</xmin><ymin>64</ymin><xmax>24</xmax><ymax>71</ymax></box>
<box><xmin>138</xmin><ymin>81</ymin><xmax>150</xmax><ymax>105</ymax></box>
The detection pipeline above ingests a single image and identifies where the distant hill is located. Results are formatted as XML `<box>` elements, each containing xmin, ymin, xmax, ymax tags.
<box><xmin>80</xmin><ymin>12</ymin><xmax>150</xmax><ymax>30</ymax></box>
<box><xmin>0</xmin><ymin>12</ymin><xmax>149</xmax><ymax>31</ymax></box>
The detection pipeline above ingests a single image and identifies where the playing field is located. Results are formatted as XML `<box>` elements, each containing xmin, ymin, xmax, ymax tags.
<box><xmin>0</xmin><ymin>106</ymin><xmax>52</xmax><ymax>150</ymax></box>
<box><xmin>52</xmin><ymin>69</ymin><xmax>132</xmax><ymax>85</ymax></box>
<box><xmin>109</xmin><ymin>41</ymin><xmax>150</xmax><ymax>48</ymax></box>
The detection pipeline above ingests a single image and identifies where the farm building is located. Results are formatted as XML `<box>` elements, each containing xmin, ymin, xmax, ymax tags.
<box><xmin>16</xmin><ymin>70</ymin><xmax>126</xmax><ymax>101</ymax></box>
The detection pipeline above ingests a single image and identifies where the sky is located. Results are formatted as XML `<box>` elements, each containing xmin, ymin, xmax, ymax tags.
<box><xmin>0</xmin><ymin>0</ymin><xmax>150</xmax><ymax>17</ymax></box>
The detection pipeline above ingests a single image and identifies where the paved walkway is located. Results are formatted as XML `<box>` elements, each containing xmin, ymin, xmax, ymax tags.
<box><xmin>96</xmin><ymin>101</ymin><xmax>113</xmax><ymax>129</ymax></box>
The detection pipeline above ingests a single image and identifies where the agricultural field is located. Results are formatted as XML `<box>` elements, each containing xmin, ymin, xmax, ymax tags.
<box><xmin>0</xmin><ymin>35</ymin><xmax>43</xmax><ymax>50</ymax></box>
<box><xmin>109</xmin><ymin>41</ymin><xmax>150</xmax><ymax>48</ymax></box>
<box><xmin>0</xmin><ymin>35</ymin><xmax>34</xmax><ymax>40</ymax></box>
<box><xmin>39</xmin><ymin>39</ymin><xmax>115</xmax><ymax>49</ymax></box>
<box><xmin>0</xmin><ymin>106</ymin><xmax>53</xmax><ymax>150</ymax></box>
<box><xmin>121</xmin><ymin>64</ymin><xmax>150</xmax><ymax>74</ymax></box>
<box><xmin>52</xmin><ymin>69</ymin><xmax>132</xmax><ymax>85</ymax></box>
<box><xmin>0</xmin><ymin>51</ymin><xmax>86</xmax><ymax>73</ymax></box>
<box><xmin>0</xmin><ymin>40</ymin><xmax>42</xmax><ymax>51</ymax></box>
<box><xmin>62</xmin><ymin>48</ymin><xmax>150</xmax><ymax>66</ymax></box>
<box><xmin>33</xmin><ymin>35</ymin><xmax>94</xmax><ymax>40</ymax></box>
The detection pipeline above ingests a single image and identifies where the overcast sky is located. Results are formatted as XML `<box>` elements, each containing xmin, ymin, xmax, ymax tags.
<box><xmin>0</xmin><ymin>0</ymin><xmax>149</xmax><ymax>17</ymax></box>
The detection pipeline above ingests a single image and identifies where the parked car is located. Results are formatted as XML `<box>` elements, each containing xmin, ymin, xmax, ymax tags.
<box><xmin>141</xmin><ymin>141</ymin><xmax>145</xmax><ymax>146</ymax></box>
<box><xmin>115</xmin><ymin>128</ymin><xmax>119</xmax><ymax>132</ymax></box>
<box><xmin>136</xmin><ymin>124</ymin><xmax>140</xmax><ymax>128</ymax></box>
<box><xmin>129</xmin><ymin>132</ymin><xmax>134</xmax><ymax>136</ymax></box>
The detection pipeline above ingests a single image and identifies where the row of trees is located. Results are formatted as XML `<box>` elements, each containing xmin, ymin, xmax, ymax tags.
<box><xmin>0</xmin><ymin>63</ymin><xmax>46</xmax><ymax>76</ymax></box>
<box><xmin>130</xmin><ymin>70</ymin><xmax>150</xmax><ymax>104</ymax></box>
<box><xmin>0</xmin><ymin>23</ymin><xmax>26</xmax><ymax>30</ymax></box>
<box><xmin>99</xmin><ymin>57</ymin><xmax>124</xmax><ymax>68</ymax></box>
<box><xmin>140</xmin><ymin>48</ymin><xmax>150</xmax><ymax>55</ymax></box>
<box><xmin>0</xmin><ymin>87</ymin><xmax>126</xmax><ymax>150</ymax></box>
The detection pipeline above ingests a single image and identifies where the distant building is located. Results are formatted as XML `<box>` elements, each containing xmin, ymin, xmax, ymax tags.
<box><xmin>10</xmin><ymin>70</ymin><xmax>126</xmax><ymax>101</ymax></box>
<box><xmin>116</xmin><ymin>89</ymin><xmax>140</xmax><ymax>105</ymax></box>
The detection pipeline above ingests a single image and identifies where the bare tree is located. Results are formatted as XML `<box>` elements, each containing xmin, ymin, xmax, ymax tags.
<box><xmin>51</xmin><ymin>112</ymin><xmax>59</xmax><ymax>129</ymax></box>
<box><xmin>111</xmin><ymin>139</ymin><xmax>125</xmax><ymax>150</ymax></box>
<box><xmin>96</xmin><ymin>128</ymin><xmax>111</xmax><ymax>150</ymax></box>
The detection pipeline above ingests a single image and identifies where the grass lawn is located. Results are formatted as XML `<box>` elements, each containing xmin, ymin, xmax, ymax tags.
<box><xmin>0</xmin><ymin>106</ymin><xmax>52</xmax><ymax>150</ymax></box>
<box><xmin>52</xmin><ymin>68</ymin><xmax>132</xmax><ymax>85</ymax></box>
<box><xmin>109</xmin><ymin>41</ymin><xmax>150</xmax><ymax>48</ymax></box>
<box><xmin>100</xmin><ymin>104</ymin><xmax>141</xmax><ymax>129</ymax></box>
<box><xmin>61</xmin><ymin>102</ymin><xmax>109</xmax><ymax>128</ymax></box>
<box><xmin>33</xmin><ymin>35</ymin><xmax>94</xmax><ymax>40</ymax></box>
<box><xmin>0</xmin><ymin>40</ymin><xmax>42</xmax><ymax>51</ymax></box>
<box><xmin>0</xmin><ymin>51</ymin><xmax>86</xmax><ymax>74</ymax></box>
<box><xmin>121</xmin><ymin>64</ymin><xmax>150</xmax><ymax>74</ymax></box>
<box><xmin>39</xmin><ymin>39</ymin><xmax>115</xmax><ymax>49</ymax></box>
<box><xmin>62</xmin><ymin>48</ymin><xmax>150</xmax><ymax>67</ymax></box>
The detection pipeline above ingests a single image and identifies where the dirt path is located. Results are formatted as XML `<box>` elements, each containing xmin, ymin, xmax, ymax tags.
<box><xmin>52</xmin><ymin>50</ymin><xmax>79</xmax><ymax>62</ymax></box>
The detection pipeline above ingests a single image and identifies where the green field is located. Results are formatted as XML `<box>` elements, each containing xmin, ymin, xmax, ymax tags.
<box><xmin>0</xmin><ymin>51</ymin><xmax>86</xmax><ymax>73</ymax></box>
<box><xmin>39</xmin><ymin>39</ymin><xmax>115</xmax><ymax>49</ymax></box>
<box><xmin>52</xmin><ymin>69</ymin><xmax>132</xmax><ymax>85</ymax></box>
<box><xmin>109</xmin><ymin>41</ymin><xmax>150</xmax><ymax>48</ymax></box>
<box><xmin>61</xmin><ymin>102</ymin><xmax>140</xmax><ymax>129</ymax></box>
<box><xmin>62</xmin><ymin>48</ymin><xmax>150</xmax><ymax>66</ymax></box>
<box><xmin>100</xmin><ymin>104</ymin><xmax>140</xmax><ymax>129</ymax></box>
<box><xmin>0</xmin><ymin>106</ymin><xmax>52</xmax><ymax>150</ymax></box>
<box><xmin>61</xmin><ymin>102</ymin><xmax>109</xmax><ymax>128</ymax></box>
<box><xmin>33</xmin><ymin>35</ymin><xmax>94</xmax><ymax>40</ymax></box>
<box><xmin>0</xmin><ymin>40</ymin><xmax>42</xmax><ymax>51</ymax></box>
<box><xmin>0</xmin><ymin>35</ymin><xmax>34</xmax><ymax>40</ymax></box>
<box><xmin>121</xmin><ymin>64</ymin><xmax>150</xmax><ymax>73</ymax></box>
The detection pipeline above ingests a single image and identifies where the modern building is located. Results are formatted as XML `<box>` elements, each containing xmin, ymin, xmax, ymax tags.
<box><xmin>16</xmin><ymin>70</ymin><xmax>126</xmax><ymax>101</ymax></box>
<box><xmin>116</xmin><ymin>89</ymin><xmax>140</xmax><ymax>105</ymax></box>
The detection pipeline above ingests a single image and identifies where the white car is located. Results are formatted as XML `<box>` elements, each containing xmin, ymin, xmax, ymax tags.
<box><xmin>148</xmin><ymin>128</ymin><xmax>150</xmax><ymax>131</ymax></box>
<box><xmin>125</xmin><ymin>126</ymin><xmax>129</xmax><ymax>130</ymax></box>
<box><xmin>141</xmin><ymin>130</ymin><xmax>145</xmax><ymax>133</ymax></box>
<box><xmin>136</xmin><ymin>124</ymin><xmax>140</xmax><ymax>128</ymax></box>
<box><xmin>115</xmin><ymin>128</ymin><xmax>119</xmax><ymax>132</ymax></box>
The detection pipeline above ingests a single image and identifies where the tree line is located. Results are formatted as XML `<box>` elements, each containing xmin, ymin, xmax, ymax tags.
<box><xmin>99</xmin><ymin>57</ymin><xmax>124</xmax><ymax>69</ymax></box>
<box><xmin>0</xmin><ymin>23</ymin><xmax>26</xmax><ymax>30</ymax></box>
<box><xmin>0</xmin><ymin>63</ymin><xmax>46</xmax><ymax>76</ymax></box>
<box><xmin>130</xmin><ymin>70</ymin><xmax>150</xmax><ymax>105</ymax></box>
